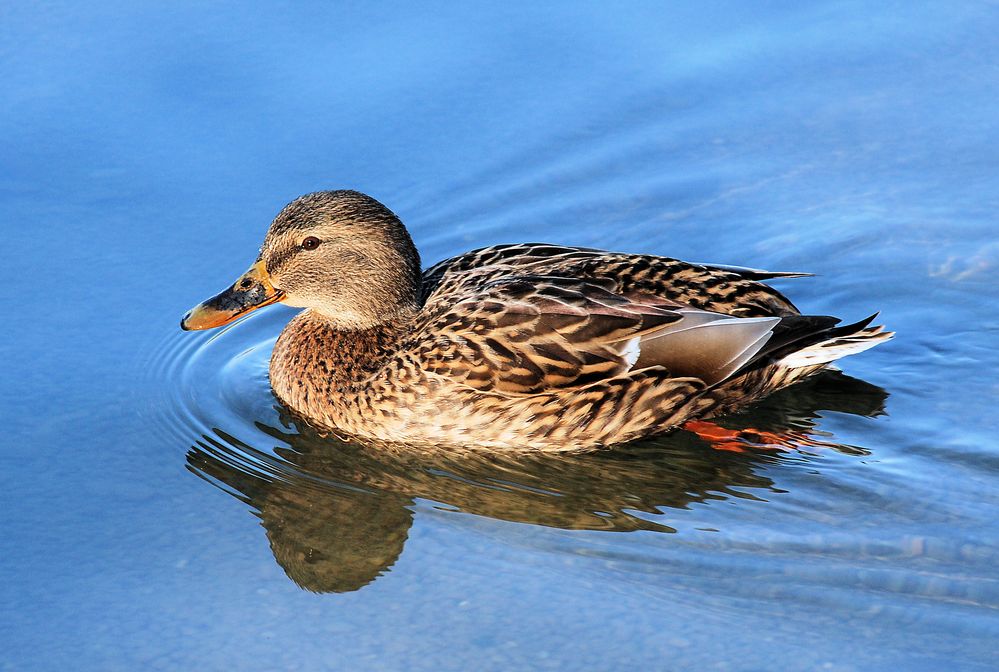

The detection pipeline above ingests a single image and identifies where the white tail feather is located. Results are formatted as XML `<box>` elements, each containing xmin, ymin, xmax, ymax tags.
<box><xmin>779</xmin><ymin>327</ymin><xmax>893</xmax><ymax>369</ymax></box>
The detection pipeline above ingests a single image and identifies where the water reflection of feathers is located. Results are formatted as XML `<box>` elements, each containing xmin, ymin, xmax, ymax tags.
<box><xmin>186</xmin><ymin>370</ymin><xmax>887</xmax><ymax>593</ymax></box>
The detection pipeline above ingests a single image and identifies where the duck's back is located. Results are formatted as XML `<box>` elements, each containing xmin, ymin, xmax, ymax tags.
<box><xmin>420</xmin><ymin>243</ymin><xmax>805</xmax><ymax>318</ymax></box>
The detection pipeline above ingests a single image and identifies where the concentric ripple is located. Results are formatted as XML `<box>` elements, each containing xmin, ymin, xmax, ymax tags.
<box><xmin>146</xmin><ymin>305</ymin><xmax>292</xmax><ymax>456</ymax></box>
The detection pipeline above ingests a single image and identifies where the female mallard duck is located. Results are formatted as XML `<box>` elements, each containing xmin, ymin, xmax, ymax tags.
<box><xmin>182</xmin><ymin>190</ymin><xmax>891</xmax><ymax>451</ymax></box>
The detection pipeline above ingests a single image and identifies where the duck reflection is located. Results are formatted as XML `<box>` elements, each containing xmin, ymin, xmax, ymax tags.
<box><xmin>186</xmin><ymin>370</ymin><xmax>886</xmax><ymax>593</ymax></box>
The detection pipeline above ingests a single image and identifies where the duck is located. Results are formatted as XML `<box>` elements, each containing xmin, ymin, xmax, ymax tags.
<box><xmin>181</xmin><ymin>190</ymin><xmax>891</xmax><ymax>451</ymax></box>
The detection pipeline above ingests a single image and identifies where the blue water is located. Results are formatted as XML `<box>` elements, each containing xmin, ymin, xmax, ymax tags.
<box><xmin>3</xmin><ymin>2</ymin><xmax>999</xmax><ymax>670</ymax></box>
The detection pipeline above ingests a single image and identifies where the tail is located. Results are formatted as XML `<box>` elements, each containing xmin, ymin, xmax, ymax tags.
<box><xmin>777</xmin><ymin>315</ymin><xmax>893</xmax><ymax>369</ymax></box>
<box><xmin>696</xmin><ymin>313</ymin><xmax>892</xmax><ymax>417</ymax></box>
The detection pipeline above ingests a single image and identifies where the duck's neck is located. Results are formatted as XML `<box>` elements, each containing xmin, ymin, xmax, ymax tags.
<box><xmin>269</xmin><ymin>309</ymin><xmax>410</xmax><ymax>414</ymax></box>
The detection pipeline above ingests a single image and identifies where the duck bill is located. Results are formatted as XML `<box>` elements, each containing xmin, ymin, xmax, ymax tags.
<box><xmin>181</xmin><ymin>260</ymin><xmax>285</xmax><ymax>331</ymax></box>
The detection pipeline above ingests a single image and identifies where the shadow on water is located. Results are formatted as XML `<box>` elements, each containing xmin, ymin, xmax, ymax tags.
<box><xmin>186</xmin><ymin>370</ymin><xmax>887</xmax><ymax>593</ymax></box>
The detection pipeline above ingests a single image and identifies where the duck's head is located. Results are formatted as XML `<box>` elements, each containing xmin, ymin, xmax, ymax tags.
<box><xmin>181</xmin><ymin>190</ymin><xmax>421</xmax><ymax>331</ymax></box>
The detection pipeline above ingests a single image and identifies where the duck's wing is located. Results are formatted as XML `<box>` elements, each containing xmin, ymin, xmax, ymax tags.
<box><xmin>407</xmin><ymin>273</ymin><xmax>800</xmax><ymax>395</ymax></box>
<box><xmin>422</xmin><ymin>243</ymin><xmax>803</xmax><ymax>317</ymax></box>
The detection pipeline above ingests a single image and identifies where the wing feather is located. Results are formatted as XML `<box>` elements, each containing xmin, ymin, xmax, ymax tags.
<box><xmin>413</xmin><ymin>275</ymin><xmax>683</xmax><ymax>394</ymax></box>
<box><xmin>408</xmin><ymin>272</ymin><xmax>805</xmax><ymax>394</ymax></box>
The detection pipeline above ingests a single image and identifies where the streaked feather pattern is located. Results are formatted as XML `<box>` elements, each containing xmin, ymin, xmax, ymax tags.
<box><xmin>271</xmin><ymin>242</ymin><xmax>892</xmax><ymax>450</ymax></box>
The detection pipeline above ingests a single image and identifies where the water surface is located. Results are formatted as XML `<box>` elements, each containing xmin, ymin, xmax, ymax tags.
<box><xmin>3</xmin><ymin>2</ymin><xmax>999</xmax><ymax>670</ymax></box>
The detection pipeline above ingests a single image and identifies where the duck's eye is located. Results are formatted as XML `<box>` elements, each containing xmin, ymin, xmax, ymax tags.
<box><xmin>301</xmin><ymin>236</ymin><xmax>321</xmax><ymax>251</ymax></box>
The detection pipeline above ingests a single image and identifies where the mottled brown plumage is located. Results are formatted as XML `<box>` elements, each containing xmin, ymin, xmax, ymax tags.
<box><xmin>182</xmin><ymin>190</ymin><xmax>892</xmax><ymax>451</ymax></box>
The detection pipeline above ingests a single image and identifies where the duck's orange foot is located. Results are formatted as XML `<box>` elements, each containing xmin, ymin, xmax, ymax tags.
<box><xmin>682</xmin><ymin>420</ymin><xmax>799</xmax><ymax>453</ymax></box>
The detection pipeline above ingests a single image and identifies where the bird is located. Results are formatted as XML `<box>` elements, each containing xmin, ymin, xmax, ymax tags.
<box><xmin>181</xmin><ymin>190</ymin><xmax>891</xmax><ymax>451</ymax></box>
